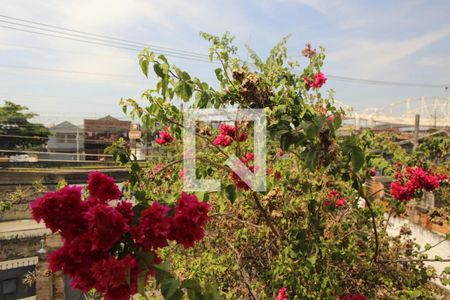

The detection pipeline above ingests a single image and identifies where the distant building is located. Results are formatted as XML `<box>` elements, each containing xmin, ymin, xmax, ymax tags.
<box><xmin>46</xmin><ymin>121</ymin><xmax>83</xmax><ymax>160</ymax></box>
<box><xmin>84</xmin><ymin>115</ymin><xmax>130</xmax><ymax>160</ymax></box>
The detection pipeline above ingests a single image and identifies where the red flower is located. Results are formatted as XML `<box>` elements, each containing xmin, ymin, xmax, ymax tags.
<box><xmin>132</xmin><ymin>201</ymin><xmax>171</xmax><ymax>250</ymax></box>
<box><xmin>91</xmin><ymin>255</ymin><xmax>138</xmax><ymax>300</ymax></box>
<box><xmin>274</xmin><ymin>171</ymin><xmax>282</xmax><ymax>181</ymax></box>
<box><xmin>304</xmin><ymin>72</ymin><xmax>327</xmax><ymax>89</ymax></box>
<box><xmin>335</xmin><ymin>198</ymin><xmax>347</xmax><ymax>207</ymax></box>
<box><xmin>155</xmin><ymin>127</ymin><xmax>174</xmax><ymax>145</ymax></box>
<box><xmin>85</xmin><ymin>204</ymin><xmax>129</xmax><ymax>251</ymax></box>
<box><xmin>169</xmin><ymin>193</ymin><xmax>211</xmax><ymax>248</ymax></box>
<box><xmin>219</xmin><ymin>123</ymin><xmax>236</xmax><ymax>137</ymax></box>
<box><xmin>213</xmin><ymin>134</ymin><xmax>232</xmax><ymax>147</ymax></box>
<box><xmin>276</xmin><ymin>287</ymin><xmax>288</xmax><ymax>300</ymax></box>
<box><xmin>213</xmin><ymin>124</ymin><xmax>248</xmax><ymax>147</ymax></box>
<box><xmin>116</xmin><ymin>201</ymin><xmax>134</xmax><ymax>224</ymax></box>
<box><xmin>325</xmin><ymin>189</ymin><xmax>347</xmax><ymax>208</ymax></box>
<box><xmin>30</xmin><ymin>186</ymin><xmax>87</xmax><ymax>239</ymax></box>
<box><xmin>230</xmin><ymin>152</ymin><xmax>255</xmax><ymax>190</ymax></box>
<box><xmin>48</xmin><ymin>233</ymin><xmax>107</xmax><ymax>291</ymax></box>
<box><xmin>312</xmin><ymin>72</ymin><xmax>327</xmax><ymax>88</ymax></box>
<box><xmin>242</xmin><ymin>152</ymin><xmax>255</xmax><ymax>164</ymax></box>
<box><xmin>391</xmin><ymin>181</ymin><xmax>416</xmax><ymax>201</ymax></box>
<box><xmin>237</xmin><ymin>132</ymin><xmax>248</xmax><ymax>141</ymax></box>
<box><xmin>391</xmin><ymin>166</ymin><xmax>445</xmax><ymax>201</ymax></box>
<box><xmin>87</xmin><ymin>171</ymin><xmax>121</xmax><ymax>204</ymax></box>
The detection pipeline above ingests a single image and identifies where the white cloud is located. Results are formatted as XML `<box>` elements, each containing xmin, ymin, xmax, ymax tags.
<box><xmin>416</xmin><ymin>55</ymin><xmax>450</xmax><ymax>67</ymax></box>
<box><xmin>327</xmin><ymin>27</ymin><xmax>450</xmax><ymax>78</ymax></box>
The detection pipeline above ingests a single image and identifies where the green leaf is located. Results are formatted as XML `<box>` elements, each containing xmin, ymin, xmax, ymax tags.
<box><xmin>304</xmin><ymin>148</ymin><xmax>318</xmax><ymax>170</ymax></box>
<box><xmin>203</xmin><ymin>283</ymin><xmax>220</xmax><ymax>300</ymax></box>
<box><xmin>351</xmin><ymin>147</ymin><xmax>364</xmax><ymax>172</ymax></box>
<box><xmin>424</xmin><ymin>243</ymin><xmax>432</xmax><ymax>251</ymax></box>
<box><xmin>175</xmin><ymin>81</ymin><xmax>193</xmax><ymax>102</ymax></box>
<box><xmin>305</xmin><ymin>123</ymin><xmax>318</xmax><ymax>140</ymax></box>
<box><xmin>137</xmin><ymin>270</ymin><xmax>147</xmax><ymax>295</ymax></box>
<box><xmin>161</xmin><ymin>278</ymin><xmax>181</xmax><ymax>299</ymax></box>
<box><xmin>214</xmin><ymin>68</ymin><xmax>223</xmax><ymax>81</ymax></box>
<box><xmin>444</xmin><ymin>266</ymin><xmax>450</xmax><ymax>274</ymax></box>
<box><xmin>153</xmin><ymin>261</ymin><xmax>171</xmax><ymax>273</ymax></box>
<box><xmin>181</xmin><ymin>278</ymin><xmax>202</xmax><ymax>291</ymax></box>
<box><xmin>224</xmin><ymin>184</ymin><xmax>237</xmax><ymax>204</ymax></box>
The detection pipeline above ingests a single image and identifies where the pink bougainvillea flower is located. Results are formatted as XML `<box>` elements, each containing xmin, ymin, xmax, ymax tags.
<box><xmin>169</xmin><ymin>192</ymin><xmax>211</xmax><ymax>248</ymax></box>
<box><xmin>115</xmin><ymin>201</ymin><xmax>134</xmax><ymax>224</ymax></box>
<box><xmin>132</xmin><ymin>201</ymin><xmax>171</xmax><ymax>250</ymax></box>
<box><xmin>304</xmin><ymin>72</ymin><xmax>327</xmax><ymax>89</ymax></box>
<box><xmin>274</xmin><ymin>170</ymin><xmax>282</xmax><ymax>181</ymax></box>
<box><xmin>87</xmin><ymin>171</ymin><xmax>121</xmax><ymax>204</ymax></box>
<box><xmin>30</xmin><ymin>185</ymin><xmax>87</xmax><ymax>239</ymax></box>
<box><xmin>91</xmin><ymin>255</ymin><xmax>138</xmax><ymax>300</ymax></box>
<box><xmin>325</xmin><ymin>189</ymin><xmax>347</xmax><ymax>208</ymax></box>
<box><xmin>155</xmin><ymin>127</ymin><xmax>174</xmax><ymax>145</ymax></box>
<box><xmin>230</xmin><ymin>152</ymin><xmax>256</xmax><ymax>190</ymax></box>
<box><xmin>276</xmin><ymin>287</ymin><xmax>289</xmax><ymax>300</ymax></box>
<box><xmin>213</xmin><ymin>134</ymin><xmax>232</xmax><ymax>147</ymax></box>
<box><xmin>237</xmin><ymin>131</ymin><xmax>248</xmax><ymax>142</ymax></box>
<box><xmin>334</xmin><ymin>197</ymin><xmax>347</xmax><ymax>207</ymax></box>
<box><xmin>219</xmin><ymin>123</ymin><xmax>236</xmax><ymax>137</ymax></box>
<box><xmin>84</xmin><ymin>203</ymin><xmax>129</xmax><ymax>251</ymax></box>
<box><xmin>391</xmin><ymin>166</ymin><xmax>446</xmax><ymax>201</ymax></box>
<box><xmin>213</xmin><ymin>123</ymin><xmax>248</xmax><ymax>147</ymax></box>
<box><xmin>312</xmin><ymin>72</ymin><xmax>327</xmax><ymax>88</ymax></box>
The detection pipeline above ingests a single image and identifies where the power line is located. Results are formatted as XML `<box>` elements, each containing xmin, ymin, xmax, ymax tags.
<box><xmin>0</xmin><ymin>23</ymin><xmax>212</xmax><ymax>63</ymax></box>
<box><xmin>0</xmin><ymin>14</ymin><xmax>209</xmax><ymax>59</ymax></box>
<box><xmin>327</xmin><ymin>74</ymin><xmax>449</xmax><ymax>89</ymax></box>
<box><xmin>0</xmin><ymin>64</ymin><xmax>140</xmax><ymax>78</ymax></box>
<box><xmin>1</xmin><ymin>14</ymin><xmax>447</xmax><ymax>89</ymax></box>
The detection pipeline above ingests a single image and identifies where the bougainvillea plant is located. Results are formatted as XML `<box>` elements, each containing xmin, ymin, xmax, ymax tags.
<box><xmin>114</xmin><ymin>32</ymin><xmax>449</xmax><ymax>299</ymax></box>
<box><xmin>33</xmin><ymin>31</ymin><xmax>449</xmax><ymax>299</ymax></box>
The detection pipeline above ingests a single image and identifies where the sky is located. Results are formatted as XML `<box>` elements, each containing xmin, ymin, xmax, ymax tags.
<box><xmin>0</xmin><ymin>0</ymin><xmax>449</xmax><ymax>126</ymax></box>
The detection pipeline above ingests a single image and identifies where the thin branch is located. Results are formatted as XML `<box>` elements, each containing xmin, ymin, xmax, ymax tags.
<box><xmin>252</xmin><ymin>192</ymin><xmax>283</xmax><ymax>239</ymax></box>
<box><xmin>153</xmin><ymin>158</ymin><xmax>183</xmax><ymax>176</ymax></box>
<box><xmin>379</xmin><ymin>258</ymin><xmax>450</xmax><ymax>264</ymax></box>
<box><xmin>418</xmin><ymin>238</ymin><xmax>448</xmax><ymax>254</ymax></box>
<box><xmin>210</xmin><ymin>213</ymin><xmax>261</xmax><ymax>228</ymax></box>
<box><xmin>214</xmin><ymin>49</ymin><xmax>238</xmax><ymax>91</ymax></box>
<box><xmin>364</xmin><ymin>196</ymin><xmax>380</xmax><ymax>263</ymax></box>
<box><xmin>224</xmin><ymin>240</ymin><xmax>258</xmax><ymax>300</ymax></box>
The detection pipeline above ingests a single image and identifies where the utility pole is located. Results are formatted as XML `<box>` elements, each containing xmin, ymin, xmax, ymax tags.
<box><xmin>76</xmin><ymin>128</ymin><xmax>80</xmax><ymax>161</ymax></box>
<box><xmin>434</xmin><ymin>108</ymin><xmax>437</xmax><ymax>128</ymax></box>
<box><xmin>413</xmin><ymin>114</ymin><xmax>420</xmax><ymax>151</ymax></box>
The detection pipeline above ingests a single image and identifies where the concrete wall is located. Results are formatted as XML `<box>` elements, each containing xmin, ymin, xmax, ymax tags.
<box><xmin>387</xmin><ymin>216</ymin><xmax>450</xmax><ymax>290</ymax></box>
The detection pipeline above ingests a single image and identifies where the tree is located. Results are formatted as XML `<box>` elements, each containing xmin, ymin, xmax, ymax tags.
<box><xmin>0</xmin><ymin>100</ymin><xmax>50</xmax><ymax>150</ymax></box>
